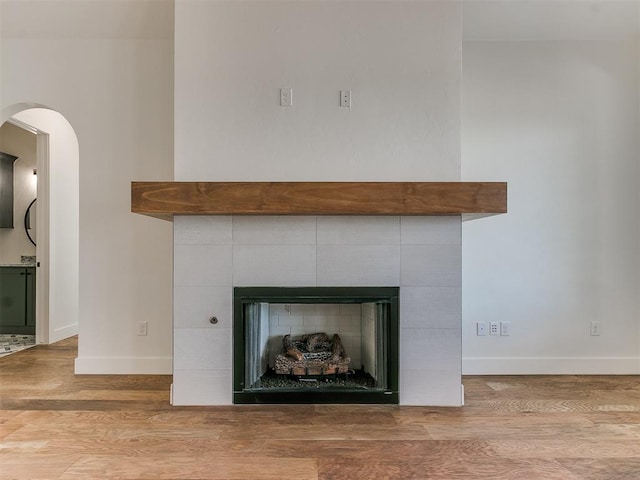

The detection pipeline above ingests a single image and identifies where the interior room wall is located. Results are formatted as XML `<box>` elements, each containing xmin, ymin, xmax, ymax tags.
<box><xmin>1</xmin><ymin>0</ymin><xmax>174</xmax><ymax>372</ymax></box>
<box><xmin>0</xmin><ymin>122</ymin><xmax>36</xmax><ymax>264</ymax></box>
<box><xmin>174</xmin><ymin>0</ymin><xmax>462</xmax><ymax>182</ymax></box>
<box><xmin>6</xmin><ymin>0</ymin><xmax>634</xmax><ymax>377</ymax></box>
<box><xmin>461</xmin><ymin>0</ymin><xmax>640</xmax><ymax>374</ymax></box>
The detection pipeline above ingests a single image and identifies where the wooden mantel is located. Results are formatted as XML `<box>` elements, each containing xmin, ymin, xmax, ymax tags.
<box><xmin>131</xmin><ymin>181</ymin><xmax>507</xmax><ymax>220</ymax></box>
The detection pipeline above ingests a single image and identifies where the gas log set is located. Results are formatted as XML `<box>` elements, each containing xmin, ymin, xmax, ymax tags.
<box><xmin>275</xmin><ymin>333</ymin><xmax>351</xmax><ymax>377</ymax></box>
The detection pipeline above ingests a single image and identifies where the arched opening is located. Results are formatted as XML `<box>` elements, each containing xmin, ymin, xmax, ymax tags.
<box><xmin>0</xmin><ymin>105</ymin><xmax>79</xmax><ymax>345</ymax></box>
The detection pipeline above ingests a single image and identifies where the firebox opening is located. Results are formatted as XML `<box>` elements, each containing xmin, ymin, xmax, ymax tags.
<box><xmin>233</xmin><ymin>287</ymin><xmax>399</xmax><ymax>404</ymax></box>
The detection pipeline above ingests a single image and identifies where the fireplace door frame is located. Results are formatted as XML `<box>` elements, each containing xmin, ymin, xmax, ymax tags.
<box><xmin>233</xmin><ymin>286</ymin><xmax>399</xmax><ymax>404</ymax></box>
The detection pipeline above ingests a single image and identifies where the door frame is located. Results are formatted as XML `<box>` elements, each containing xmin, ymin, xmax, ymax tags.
<box><xmin>6</xmin><ymin>118</ymin><xmax>50</xmax><ymax>344</ymax></box>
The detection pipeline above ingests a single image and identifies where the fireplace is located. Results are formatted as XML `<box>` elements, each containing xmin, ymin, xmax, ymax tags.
<box><xmin>131</xmin><ymin>181</ymin><xmax>507</xmax><ymax>406</ymax></box>
<box><xmin>168</xmin><ymin>213</ymin><xmax>465</xmax><ymax>406</ymax></box>
<box><xmin>233</xmin><ymin>287</ymin><xmax>399</xmax><ymax>404</ymax></box>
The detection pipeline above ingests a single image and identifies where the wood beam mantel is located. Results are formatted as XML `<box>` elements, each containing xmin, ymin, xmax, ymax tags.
<box><xmin>131</xmin><ymin>181</ymin><xmax>507</xmax><ymax>220</ymax></box>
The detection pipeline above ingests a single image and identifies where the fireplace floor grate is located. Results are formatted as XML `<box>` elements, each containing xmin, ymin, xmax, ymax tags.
<box><xmin>247</xmin><ymin>368</ymin><xmax>377</xmax><ymax>391</ymax></box>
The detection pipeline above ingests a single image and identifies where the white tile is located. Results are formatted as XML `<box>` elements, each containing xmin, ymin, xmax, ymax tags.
<box><xmin>289</xmin><ymin>304</ymin><xmax>317</xmax><ymax>316</ymax></box>
<box><xmin>172</xmin><ymin>369</ymin><xmax>232</xmax><ymax>405</ymax></box>
<box><xmin>399</xmin><ymin>369</ymin><xmax>462</xmax><ymax>406</ymax></box>
<box><xmin>400</xmin><ymin>287</ymin><xmax>461</xmax><ymax>329</ymax></box>
<box><xmin>270</xmin><ymin>325</ymin><xmax>292</xmax><ymax>337</ymax></box>
<box><xmin>174</xmin><ymin>245</ymin><xmax>232</xmax><ymax>286</ymax></box>
<box><xmin>174</xmin><ymin>286</ymin><xmax>232</xmax><ymax>329</ymax></box>
<box><xmin>233</xmin><ymin>245</ymin><xmax>317</xmax><ymax>286</ymax></box>
<box><xmin>317</xmin><ymin>245</ymin><xmax>401</xmax><ymax>286</ymax></box>
<box><xmin>174</xmin><ymin>216</ymin><xmax>232</xmax><ymax>245</ymax></box>
<box><xmin>314</xmin><ymin>304</ymin><xmax>341</xmax><ymax>315</ymax></box>
<box><xmin>174</xmin><ymin>328</ymin><xmax>232</xmax><ymax>370</ymax></box>
<box><xmin>317</xmin><ymin>216</ymin><xmax>400</xmax><ymax>245</ymax></box>
<box><xmin>339</xmin><ymin>304</ymin><xmax>361</xmax><ymax>315</ymax></box>
<box><xmin>337</xmin><ymin>315</ymin><xmax>360</xmax><ymax>328</ymax></box>
<box><xmin>270</xmin><ymin>305</ymin><xmax>296</xmax><ymax>326</ymax></box>
<box><xmin>335</xmin><ymin>324</ymin><xmax>361</xmax><ymax>336</ymax></box>
<box><xmin>291</xmin><ymin>326</ymin><xmax>315</xmax><ymax>336</ymax></box>
<box><xmin>233</xmin><ymin>216</ymin><xmax>316</xmax><ymax>244</ymax></box>
<box><xmin>401</xmin><ymin>245</ymin><xmax>461</xmax><ymax>287</ymax></box>
<box><xmin>334</xmin><ymin>314</ymin><xmax>359</xmax><ymax>328</ymax></box>
<box><xmin>303</xmin><ymin>316</ymin><xmax>340</xmax><ymax>328</ymax></box>
<box><xmin>400</xmin><ymin>328</ymin><xmax>461</xmax><ymax>371</ymax></box>
<box><xmin>269</xmin><ymin>304</ymin><xmax>290</xmax><ymax>317</ymax></box>
<box><xmin>276</xmin><ymin>314</ymin><xmax>304</xmax><ymax>327</ymax></box>
<box><xmin>400</xmin><ymin>217</ymin><xmax>461</xmax><ymax>245</ymax></box>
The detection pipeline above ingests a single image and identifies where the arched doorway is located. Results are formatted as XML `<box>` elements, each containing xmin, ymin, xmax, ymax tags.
<box><xmin>1</xmin><ymin>105</ymin><xmax>79</xmax><ymax>345</ymax></box>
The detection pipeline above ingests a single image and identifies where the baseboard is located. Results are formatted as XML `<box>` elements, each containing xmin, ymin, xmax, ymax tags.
<box><xmin>462</xmin><ymin>357</ymin><xmax>640</xmax><ymax>375</ymax></box>
<box><xmin>74</xmin><ymin>356</ymin><xmax>172</xmax><ymax>374</ymax></box>
<box><xmin>50</xmin><ymin>323</ymin><xmax>78</xmax><ymax>344</ymax></box>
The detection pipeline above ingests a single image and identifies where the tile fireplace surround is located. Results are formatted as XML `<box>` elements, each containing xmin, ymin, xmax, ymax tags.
<box><xmin>132</xmin><ymin>182</ymin><xmax>507</xmax><ymax>406</ymax></box>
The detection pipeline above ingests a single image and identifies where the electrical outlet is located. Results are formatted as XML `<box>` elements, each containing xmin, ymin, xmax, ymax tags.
<box><xmin>590</xmin><ymin>321</ymin><xmax>601</xmax><ymax>336</ymax></box>
<box><xmin>280</xmin><ymin>88</ymin><xmax>293</xmax><ymax>107</ymax></box>
<box><xmin>489</xmin><ymin>322</ymin><xmax>499</xmax><ymax>336</ymax></box>
<box><xmin>500</xmin><ymin>321</ymin><xmax>511</xmax><ymax>336</ymax></box>
<box><xmin>476</xmin><ymin>322</ymin><xmax>487</xmax><ymax>336</ymax></box>
<box><xmin>340</xmin><ymin>90</ymin><xmax>351</xmax><ymax>107</ymax></box>
<box><xmin>137</xmin><ymin>321</ymin><xmax>148</xmax><ymax>336</ymax></box>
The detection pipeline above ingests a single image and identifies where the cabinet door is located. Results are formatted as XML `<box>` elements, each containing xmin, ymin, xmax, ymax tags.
<box><xmin>0</xmin><ymin>268</ymin><xmax>28</xmax><ymax>328</ymax></box>
<box><xmin>25</xmin><ymin>268</ymin><xmax>36</xmax><ymax>327</ymax></box>
<box><xmin>0</xmin><ymin>152</ymin><xmax>19</xmax><ymax>228</ymax></box>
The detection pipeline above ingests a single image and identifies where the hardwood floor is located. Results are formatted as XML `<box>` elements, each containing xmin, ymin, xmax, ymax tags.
<box><xmin>1</xmin><ymin>337</ymin><xmax>639</xmax><ymax>479</ymax></box>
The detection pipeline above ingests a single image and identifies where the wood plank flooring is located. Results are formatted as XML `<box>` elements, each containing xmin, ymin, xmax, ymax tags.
<box><xmin>1</xmin><ymin>337</ymin><xmax>639</xmax><ymax>479</ymax></box>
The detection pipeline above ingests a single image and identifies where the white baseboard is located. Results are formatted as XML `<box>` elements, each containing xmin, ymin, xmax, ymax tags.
<box><xmin>74</xmin><ymin>356</ymin><xmax>172</xmax><ymax>374</ymax></box>
<box><xmin>50</xmin><ymin>324</ymin><xmax>78</xmax><ymax>344</ymax></box>
<box><xmin>462</xmin><ymin>357</ymin><xmax>640</xmax><ymax>375</ymax></box>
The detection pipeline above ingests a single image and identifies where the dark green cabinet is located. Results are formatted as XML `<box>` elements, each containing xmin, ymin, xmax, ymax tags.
<box><xmin>0</xmin><ymin>267</ymin><xmax>35</xmax><ymax>334</ymax></box>
<box><xmin>0</xmin><ymin>152</ymin><xmax>19</xmax><ymax>228</ymax></box>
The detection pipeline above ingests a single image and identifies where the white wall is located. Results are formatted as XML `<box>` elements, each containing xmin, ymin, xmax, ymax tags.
<box><xmin>6</xmin><ymin>0</ymin><xmax>631</xmax><ymax>378</ymax></box>
<box><xmin>1</xmin><ymin>0</ymin><xmax>175</xmax><ymax>372</ymax></box>
<box><xmin>175</xmin><ymin>0</ymin><xmax>461</xmax><ymax>182</ymax></box>
<box><xmin>0</xmin><ymin>122</ymin><xmax>36</xmax><ymax>264</ymax></box>
<box><xmin>462</xmin><ymin>1</ymin><xmax>640</xmax><ymax>374</ymax></box>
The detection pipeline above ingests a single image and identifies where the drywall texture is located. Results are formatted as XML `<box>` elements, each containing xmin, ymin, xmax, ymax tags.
<box><xmin>0</xmin><ymin>122</ymin><xmax>36</xmax><ymax>264</ymax></box>
<box><xmin>1</xmin><ymin>0</ymin><xmax>174</xmax><ymax>372</ymax></box>
<box><xmin>462</xmin><ymin>2</ymin><xmax>640</xmax><ymax>374</ymax></box>
<box><xmin>174</xmin><ymin>0</ymin><xmax>461</xmax><ymax>182</ymax></box>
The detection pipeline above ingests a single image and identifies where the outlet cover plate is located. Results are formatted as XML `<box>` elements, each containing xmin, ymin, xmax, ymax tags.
<box><xmin>489</xmin><ymin>322</ymin><xmax>499</xmax><ymax>336</ymax></box>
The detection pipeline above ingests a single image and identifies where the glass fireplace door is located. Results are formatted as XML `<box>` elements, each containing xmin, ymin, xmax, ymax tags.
<box><xmin>233</xmin><ymin>287</ymin><xmax>399</xmax><ymax>404</ymax></box>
